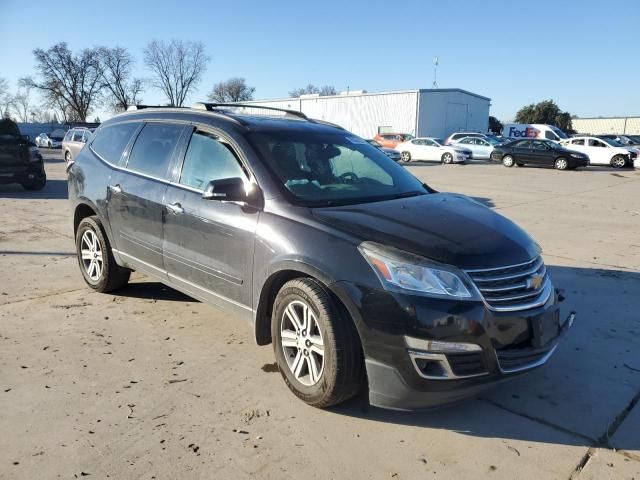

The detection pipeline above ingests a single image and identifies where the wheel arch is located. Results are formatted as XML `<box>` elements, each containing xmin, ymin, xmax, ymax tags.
<box><xmin>253</xmin><ymin>262</ymin><xmax>360</xmax><ymax>347</ymax></box>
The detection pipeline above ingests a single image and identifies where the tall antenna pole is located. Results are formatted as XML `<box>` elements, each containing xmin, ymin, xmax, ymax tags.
<box><xmin>432</xmin><ymin>57</ymin><xmax>439</xmax><ymax>88</ymax></box>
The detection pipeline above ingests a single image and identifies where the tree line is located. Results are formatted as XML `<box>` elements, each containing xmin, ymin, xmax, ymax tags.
<box><xmin>1</xmin><ymin>40</ymin><xmax>339</xmax><ymax>123</ymax></box>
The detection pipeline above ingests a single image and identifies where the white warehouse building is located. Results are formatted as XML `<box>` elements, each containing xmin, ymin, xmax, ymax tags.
<box><xmin>240</xmin><ymin>88</ymin><xmax>491</xmax><ymax>139</ymax></box>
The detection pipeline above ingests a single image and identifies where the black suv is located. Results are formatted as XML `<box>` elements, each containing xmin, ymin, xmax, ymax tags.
<box><xmin>68</xmin><ymin>104</ymin><xmax>573</xmax><ymax>410</ymax></box>
<box><xmin>0</xmin><ymin>118</ymin><xmax>46</xmax><ymax>190</ymax></box>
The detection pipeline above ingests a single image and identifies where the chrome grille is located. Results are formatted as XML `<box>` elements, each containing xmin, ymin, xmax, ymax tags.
<box><xmin>465</xmin><ymin>256</ymin><xmax>552</xmax><ymax>312</ymax></box>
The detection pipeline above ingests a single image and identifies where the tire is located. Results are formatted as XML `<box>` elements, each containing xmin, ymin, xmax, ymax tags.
<box><xmin>516</xmin><ymin>163</ymin><xmax>524</xmax><ymax>167</ymax></box>
<box><xmin>75</xmin><ymin>216</ymin><xmax>130</xmax><ymax>293</ymax></box>
<box><xmin>502</xmin><ymin>155</ymin><xmax>515</xmax><ymax>167</ymax></box>
<box><xmin>47</xmin><ymin>141</ymin><xmax>52</xmax><ymax>148</ymax></box>
<box><xmin>272</xmin><ymin>278</ymin><xmax>364</xmax><ymax>408</ymax></box>
<box><xmin>441</xmin><ymin>152</ymin><xmax>453</xmax><ymax>164</ymax></box>
<box><xmin>610</xmin><ymin>155</ymin><xmax>627</xmax><ymax>169</ymax></box>
<box><xmin>400</xmin><ymin>151</ymin><xmax>411</xmax><ymax>162</ymax></box>
<box><xmin>65</xmin><ymin>151</ymin><xmax>72</xmax><ymax>163</ymax></box>
<box><xmin>22</xmin><ymin>174</ymin><xmax>46</xmax><ymax>191</ymax></box>
<box><xmin>555</xmin><ymin>157</ymin><xmax>569</xmax><ymax>170</ymax></box>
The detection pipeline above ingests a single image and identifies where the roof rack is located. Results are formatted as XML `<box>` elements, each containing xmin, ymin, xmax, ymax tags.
<box><xmin>191</xmin><ymin>102</ymin><xmax>308</xmax><ymax>120</ymax></box>
<box><xmin>126</xmin><ymin>104</ymin><xmax>179</xmax><ymax>111</ymax></box>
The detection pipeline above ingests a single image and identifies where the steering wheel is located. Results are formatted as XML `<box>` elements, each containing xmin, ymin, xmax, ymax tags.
<box><xmin>339</xmin><ymin>172</ymin><xmax>359</xmax><ymax>183</ymax></box>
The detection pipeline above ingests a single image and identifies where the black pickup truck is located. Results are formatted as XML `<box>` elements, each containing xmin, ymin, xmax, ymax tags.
<box><xmin>0</xmin><ymin>118</ymin><xmax>46</xmax><ymax>190</ymax></box>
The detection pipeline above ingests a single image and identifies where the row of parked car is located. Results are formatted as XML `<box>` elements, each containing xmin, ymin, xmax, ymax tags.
<box><xmin>369</xmin><ymin>130</ymin><xmax>638</xmax><ymax>170</ymax></box>
<box><xmin>35</xmin><ymin>127</ymin><xmax>94</xmax><ymax>162</ymax></box>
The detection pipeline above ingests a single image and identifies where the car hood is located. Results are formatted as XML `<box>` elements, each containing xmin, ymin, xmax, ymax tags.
<box><xmin>311</xmin><ymin>193</ymin><xmax>539</xmax><ymax>270</ymax></box>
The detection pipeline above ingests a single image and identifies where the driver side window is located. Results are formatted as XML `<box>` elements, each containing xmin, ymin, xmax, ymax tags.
<box><xmin>180</xmin><ymin>131</ymin><xmax>246</xmax><ymax>190</ymax></box>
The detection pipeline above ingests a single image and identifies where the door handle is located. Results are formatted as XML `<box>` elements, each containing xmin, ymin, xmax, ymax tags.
<box><xmin>166</xmin><ymin>202</ymin><xmax>184</xmax><ymax>215</ymax></box>
<box><xmin>108</xmin><ymin>184</ymin><xmax>122</xmax><ymax>194</ymax></box>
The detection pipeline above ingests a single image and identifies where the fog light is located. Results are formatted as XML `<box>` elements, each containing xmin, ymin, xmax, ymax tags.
<box><xmin>404</xmin><ymin>336</ymin><xmax>481</xmax><ymax>353</ymax></box>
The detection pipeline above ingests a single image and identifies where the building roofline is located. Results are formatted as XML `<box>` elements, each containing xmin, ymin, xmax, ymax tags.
<box><xmin>572</xmin><ymin>116</ymin><xmax>640</xmax><ymax>120</ymax></box>
<box><xmin>244</xmin><ymin>87</ymin><xmax>491</xmax><ymax>104</ymax></box>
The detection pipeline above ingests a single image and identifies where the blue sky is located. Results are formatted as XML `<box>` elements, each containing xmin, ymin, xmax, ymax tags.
<box><xmin>1</xmin><ymin>0</ymin><xmax>639</xmax><ymax>121</ymax></box>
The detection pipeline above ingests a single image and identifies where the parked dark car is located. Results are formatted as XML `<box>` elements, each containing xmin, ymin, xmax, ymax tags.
<box><xmin>366</xmin><ymin>139</ymin><xmax>401</xmax><ymax>162</ymax></box>
<box><xmin>68</xmin><ymin>104</ymin><xmax>573</xmax><ymax>410</ymax></box>
<box><xmin>491</xmin><ymin>139</ymin><xmax>589</xmax><ymax>170</ymax></box>
<box><xmin>0</xmin><ymin>118</ymin><xmax>46</xmax><ymax>190</ymax></box>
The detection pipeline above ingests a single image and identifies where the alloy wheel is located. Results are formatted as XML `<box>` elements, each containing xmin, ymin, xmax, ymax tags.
<box><xmin>555</xmin><ymin>158</ymin><xmax>568</xmax><ymax>170</ymax></box>
<box><xmin>401</xmin><ymin>151</ymin><xmax>411</xmax><ymax>162</ymax></box>
<box><xmin>612</xmin><ymin>156</ymin><xmax>626</xmax><ymax>168</ymax></box>
<box><xmin>443</xmin><ymin>153</ymin><xmax>453</xmax><ymax>164</ymax></box>
<box><xmin>280</xmin><ymin>300</ymin><xmax>325</xmax><ymax>386</ymax></box>
<box><xmin>80</xmin><ymin>229</ymin><xmax>103</xmax><ymax>282</ymax></box>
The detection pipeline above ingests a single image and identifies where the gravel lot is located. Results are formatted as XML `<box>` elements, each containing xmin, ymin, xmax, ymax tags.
<box><xmin>1</xmin><ymin>150</ymin><xmax>638</xmax><ymax>479</ymax></box>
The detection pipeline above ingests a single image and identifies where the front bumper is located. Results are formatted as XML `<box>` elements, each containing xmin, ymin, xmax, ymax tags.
<box><xmin>0</xmin><ymin>162</ymin><xmax>46</xmax><ymax>185</ymax></box>
<box><xmin>330</xmin><ymin>281</ymin><xmax>574</xmax><ymax>410</ymax></box>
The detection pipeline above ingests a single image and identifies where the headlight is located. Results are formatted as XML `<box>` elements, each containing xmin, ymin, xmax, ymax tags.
<box><xmin>570</xmin><ymin>153</ymin><xmax>583</xmax><ymax>158</ymax></box>
<box><xmin>358</xmin><ymin>242</ymin><xmax>477</xmax><ymax>299</ymax></box>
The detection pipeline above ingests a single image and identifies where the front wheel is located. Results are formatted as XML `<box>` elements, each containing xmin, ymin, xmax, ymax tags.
<box><xmin>441</xmin><ymin>152</ymin><xmax>453</xmax><ymax>164</ymax></box>
<box><xmin>65</xmin><ymin>151</ymin><xmax>72</xmax><ymax>163</ymax></box>
<box><xmin>400</xmin><ymin>151</ymin><xmax>411</xmax><ymax>162</ymax></box>
<box><xmin>75</xmin><ymin>216</ymin><xmax>130</xmax><ymax>293</ymax></box>
<box><xmin>272</xmin><ymin>278</ymin><xmax>364</xmax><ymax>408</ymax></box>
<box><xmin>502</xmin><ymin>155</ymin><xmax>515</xmax><ymax>167</ymax></box>
<box><xmin>611</xmin><ymin>155</ymin><xmax>627</xmax><ymax>168</ymax></box>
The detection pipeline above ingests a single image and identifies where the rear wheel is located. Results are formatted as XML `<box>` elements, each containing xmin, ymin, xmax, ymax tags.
<box><xmin>555</xmin><ymin>157</ymin><xmax>569</xmax><ymax>170</ymax></box>
<box><xmin>22</xmin><ymin>174</ymin><xmax>46</xmax><ymax>191</ymax></box>
<box><xmin>75</xmin><ymin>216</ymin><xmax>130</xmax><ymax>293</ymax></box>
<box><xmin>400</xmin><ymin>151</ymin><xmax>411</xmax><ymax>162</ymax></box>
<box><xmin>441</xmin><ymin>152</ymin><xmax>453</xmax><ymax>164</ymax></box>
<box><xmin>272</xmin><ymin>278</ymin><xmax>364</xmax><ymax>408</ymax></box>
<box><xmin>502</xmin><ymin>155</ymin><xmax>515</xmax><ymax>167</ymax></box>
<box><xmin>611</xmin><ymin>155</ymin><xmax>627</xmax><ymax>168</ymax></box>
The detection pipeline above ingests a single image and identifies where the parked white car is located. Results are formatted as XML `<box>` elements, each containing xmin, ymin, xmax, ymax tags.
<box><xmin>451</xmin><ymin>136</ymin><xmax>505</xmax><ymax>160</ymax></box>
<box><xmin>34</xmin><ymin>133</ymin><xmax>62</xmax><ymax>148</ymax></box>
<box><xmin>395</xmin><ymin>137</ymin><xmax>472</xmax><ymax>164</ymax></box>
<box><xmin>560</xmin><ymin>136</ymin><xmax>636</xmax><ymax>168</ymax></box>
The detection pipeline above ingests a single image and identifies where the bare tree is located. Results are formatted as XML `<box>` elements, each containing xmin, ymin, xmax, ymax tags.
<box><xmin>23</xmin><ymin>43</ymin><xmax>103</xmax><ymax>122</ymax></box>
<box><xmin>207</xmin><ymin>77</ymin><xmax>255</xmax><ymax>103</ymax></box>
<box><xmin>143</xmin><ymin>39</ymin><xmax>209</xmax><ymax>107</ymax></box>
<box><xmin>289</xmin><ymin>84</ymin><xmax>337</xmax><ymax>98</ymax></box>
<box><xmin>0</xmin><ymin>78</ymin><xmax>15</xmax><ymax>119</ymax></box>
<box><xmin>12</xmin><ymin>85</ymin><xmax>34</xmax><ymax>123</ymax></box>
<box><xmin>98</xmin><ymin>47</ymin><xmax>143</xmax><ymax>112</ymax></box>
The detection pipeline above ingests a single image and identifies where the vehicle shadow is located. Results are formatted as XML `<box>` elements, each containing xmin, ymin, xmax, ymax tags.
<box><xmin>469</xmin><ymin>196</ymin><xmax>495</xmax><ymax>207</ymax></box>
<box><xmin>330</xmin><ymin>264</ymin><xmax>640</xmax><ymax>451</ymax></box>
<box><xmin>0</xmin><ymin>179</ymin><xmax>68</xmax><ymax>200</ymax></box>
<box><xmin>112</xmin><ymin>281</ymin><xmax>197</xmax><ymax>303</ymax></box>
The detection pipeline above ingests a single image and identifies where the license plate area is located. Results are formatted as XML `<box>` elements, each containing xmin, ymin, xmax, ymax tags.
<box><xmin>531</xmin><ymin>310</ymin><xmax>559</xmax><ymax>348</ymax></box>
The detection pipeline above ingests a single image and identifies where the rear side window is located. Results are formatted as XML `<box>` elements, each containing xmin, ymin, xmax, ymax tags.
<box><xmin>572</xmin><ymin>139</ymin><xmax>585</xmax><ymax>145</ymax></box>
<box><xmin>179</xmin><ymin>131</ymin><xmax>246</xmax><ymax>190</ymax></box>
<box><xmin>91</xmin><ymin>123</ymin><xmax>139</xmax><ymax>164</ymax></box>
<box><xmin>127</xmin><ymin>123</ymin><xmax>184</xmax><ymax>179</ymax></box>
<box><xmin>72</xmin><ymin>130</ymin><xmax>84</xmax><ymax>142</ymax></box>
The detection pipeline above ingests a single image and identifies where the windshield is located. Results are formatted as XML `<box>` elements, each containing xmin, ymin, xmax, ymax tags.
<box><xmin>403</xmin><ymin>134</ymin><xmax>415</xmax><ymax>140</ymax></box>
<box><xmin>248</xmin><ymin>131</ymin><xmax>428</xmax><ymax>206</ymax></box>
<box><xmin>601</xmin><ymin>138</ymin><xmax>624</xmax><ymax>147</ymax></box>
<box><xmin>432</xmin><ymin>138</ymin><xmax>445</xmax><ymax>146</ymax></box>
<box><xmin>551</xmin><ymin>127</ymin><xmax>568</xmax><ymax>139</ymax></box>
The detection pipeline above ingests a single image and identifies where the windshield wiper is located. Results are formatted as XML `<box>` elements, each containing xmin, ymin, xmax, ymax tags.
<box><xmin>392</xmin><ymin>191</ymin><xmax>425</xmax><ymax>199</ymax></box>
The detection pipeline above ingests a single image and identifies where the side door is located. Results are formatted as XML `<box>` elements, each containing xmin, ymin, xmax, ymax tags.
<box><xmin>586</xmin><ymin>138</ymin><xmax>611</xmax><ymax>165</ymax></box>
<box><xmin>475</xmin><ymin>138</ymin><xmax>493</xmax><ymax>159</ymax></box>
<box><xmin>566</xmin><ymin>138</ymin><xmax>588</xmax><ymax>157</ymax></box>
<box><xmin>106</xmin><ymin>121</ymin><xmax>187</xmax><ymax>275</ymax></box>
<box><xmin>529</xmin><ymin>140</ymin><xmax>553</xmax><ymax>166</ymax></box>
<box><xmin>512</xmin><ymin>140</ymin><xmax>533</xmax><ymax>163</ymax></box>
<box><xmin>420</xmin><ymin>139</ymin><xmax>440</xmax><ymax>161</ymax></box>
<box><xmin>162</xmin><ymin>127</ymin><xmax>258</xmax><ymax>316</ymax></box>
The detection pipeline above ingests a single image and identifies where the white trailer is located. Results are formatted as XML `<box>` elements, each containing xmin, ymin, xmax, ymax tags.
<box><xmin>239</xmin><ymin>88</ymin><xmax>490</xmax><ymax>139</ymax></box>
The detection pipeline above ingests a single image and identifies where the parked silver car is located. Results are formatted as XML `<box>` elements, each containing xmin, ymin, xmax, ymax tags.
<box><xmin>62</xmin><ymin>128</ymin><xmax>93</xmax><ymax>162</ymax></box>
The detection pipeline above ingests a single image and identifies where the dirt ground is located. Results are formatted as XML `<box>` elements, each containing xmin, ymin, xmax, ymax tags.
<box><xmin>0</xmin><ymin>150</ymin><xmax>639</xmax><ymax>479</ymax></box>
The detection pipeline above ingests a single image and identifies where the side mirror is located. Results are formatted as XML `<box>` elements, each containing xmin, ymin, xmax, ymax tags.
<box><xmin>202</xmin><ymin>177</ymin><xmax>256</xmax><ymax>204</ymax></box>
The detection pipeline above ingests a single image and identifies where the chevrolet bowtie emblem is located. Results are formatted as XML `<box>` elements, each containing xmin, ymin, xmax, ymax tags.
<box><xmin>527</xmin><ymin>274</ymin><xmax>544</xmax><ymax>290</ymax></box>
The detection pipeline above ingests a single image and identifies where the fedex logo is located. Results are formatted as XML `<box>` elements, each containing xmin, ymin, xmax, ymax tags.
<box><xmin>509</xmin><ymin>127</ymin><xmax>540</xmax><ymax>138</ymax></box>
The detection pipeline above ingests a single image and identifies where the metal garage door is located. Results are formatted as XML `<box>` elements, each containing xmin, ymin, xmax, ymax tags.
<box><xmin>445</xmin><ymin>103</ymin><xmax>468</xmax><ymax>134</ymax></box>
